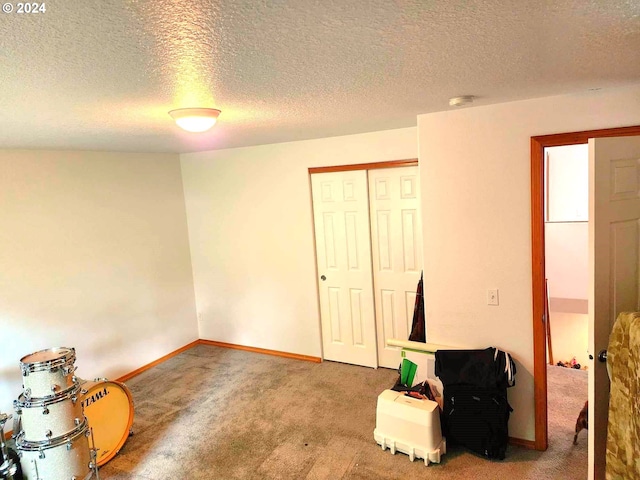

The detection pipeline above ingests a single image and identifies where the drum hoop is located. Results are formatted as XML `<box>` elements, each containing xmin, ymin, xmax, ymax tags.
<box><xmin>20</xmin><ymin>348</ymin><xmax>76</xmax><ymax>373</ymax></box>
<box><xmin>16</xmin><ymin>418</ymin><xmax>88</xmax><ymax>450</ymax></box>
<box><xmin>82</xmin><ymin>380</ymin><xmax>135</xmax><ymax>467</ymax></box>
<box><xmin>21</xmin><ymin>381</ymin><xmax>79</xmax><ymax>400</ymax></box>
<box><xmin>15</xmin><ymin>385</ymin><xmax>81</xmax><ymax>408</ymax></box>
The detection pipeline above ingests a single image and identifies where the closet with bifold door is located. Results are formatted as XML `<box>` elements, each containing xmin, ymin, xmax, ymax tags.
<box><xmin>310</xmin><ymin>163</ymin><xmax>423</xmax><ymax>369</ymax></box>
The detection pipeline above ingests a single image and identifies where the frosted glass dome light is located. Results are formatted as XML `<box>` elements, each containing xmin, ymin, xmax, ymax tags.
<box><xmin>169</xmin><ymin>108</ymin><xmax>221</xmax><ymax>133</ymax></box>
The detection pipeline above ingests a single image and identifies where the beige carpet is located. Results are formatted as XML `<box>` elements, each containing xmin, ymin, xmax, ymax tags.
<box><xmin>96</xmin><ymin>345</ymin><xmax>587</xmax><ymax>480</ymax></box>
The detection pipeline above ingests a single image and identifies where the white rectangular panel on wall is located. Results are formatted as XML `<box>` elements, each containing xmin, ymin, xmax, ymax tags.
<box><xmin>311</xmin><ymin>171</ymin><xmax>377</xmax><ymax>368</ymax></box>
<box><xmin>368</xmin><ymin>166</ymin><xmax>424</xmax><ymax>369</ymax></box>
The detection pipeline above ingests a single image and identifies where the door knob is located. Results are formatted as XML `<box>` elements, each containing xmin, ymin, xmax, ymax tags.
<box><xmin>320</xmin><ymin>275</ymin><xmax>326</xmax><ymax>281</ymax></box>
<box><xmin>598</xmin><ymin>350</ymin><xmax>608</xmax><ymax>363</ymax></box>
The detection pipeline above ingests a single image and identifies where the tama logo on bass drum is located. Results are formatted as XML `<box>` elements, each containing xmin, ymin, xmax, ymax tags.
<box><xmin>82</xmin><ymin>387</ymin><xmax>109</xmax><ymax>408</ymax></box>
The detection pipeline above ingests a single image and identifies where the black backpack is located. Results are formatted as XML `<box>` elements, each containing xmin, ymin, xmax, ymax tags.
<box><xmin>436</xmin><ymin>348</ymin><xmax>515</xmax><ymax>460</ymax></box>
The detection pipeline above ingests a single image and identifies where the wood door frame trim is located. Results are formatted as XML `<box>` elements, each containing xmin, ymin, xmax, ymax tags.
<box><xmin>531</xmin><ymin>124</ymin><xmax>640</xmax><ymax>451</ymax></box>
<box><xmin>308</xmin><ymin>158</ymin><xmax>417</xmax><ymax>174</ymax></box>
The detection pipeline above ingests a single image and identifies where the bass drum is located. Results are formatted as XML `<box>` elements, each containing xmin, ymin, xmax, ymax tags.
<box><xmin>79</xmin><ymin>379</ymin><xmax>134</xmax><ymax>467</ymax></box>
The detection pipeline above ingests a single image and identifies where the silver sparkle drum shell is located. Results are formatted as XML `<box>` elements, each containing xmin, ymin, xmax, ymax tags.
<box><xmin>14</xmin><ymin>386</ymin><xmax>84</xmax><ymax>442</ymax></box>
<box><xmin>19</xmin><ymin>347</ymin><xmax>78</xmax><ymax>399</ymax></box>
<box><xmin>16</xmin><ymin>420</ymin><xmax>93</xmax><ymax>480</ymax></box>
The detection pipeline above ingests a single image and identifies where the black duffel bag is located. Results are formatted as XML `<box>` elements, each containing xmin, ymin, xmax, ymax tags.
<box><xmin>442</xmin><ymin>384</ymin><xmax>513</xmax><ymax>460</ymax></box>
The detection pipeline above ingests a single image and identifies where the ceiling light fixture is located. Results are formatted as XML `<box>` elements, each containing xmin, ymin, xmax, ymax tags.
<box><xmin>448</xmin><ymin>96</ymin><xmax>475</xmax><ymax>107</ymax></box>
<box><xmin>169</xmin><ymin>108</ymin><xmax>221</xmax><ymax>133</ymax></box>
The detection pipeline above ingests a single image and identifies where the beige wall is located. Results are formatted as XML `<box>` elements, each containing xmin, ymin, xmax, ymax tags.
<box><xmin>417</xmin><ymin>84</ymin><xmax>640</xmax><ymax>441</ymax></box>
<box><xmin>0</xmin><ymin>150</ymin><xmax>198</xmax><ymax>428</ymax></box>
<box><xmin>180</xmin><ymin>127</ymin><xmax>418</xmax><ymax>357</ymax></box>
<box><xmin>549</xmin><ymin>312</ymin><xmax>589</xmax><ymax>367</ymax></box>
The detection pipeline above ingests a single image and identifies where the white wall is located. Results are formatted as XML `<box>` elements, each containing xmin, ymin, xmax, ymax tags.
<box><xmin>544</xmin><ymin>144</ymin><xmax>589</xmax><ymax>308</ymax></box>
<box><xmin>545</xmin><ymin>222</ymin><xmax>589</xmax><ymax>305</ymax></box>
<box><xmin>546</xmin><ymin>144</ymin><xmax>589</xmax><ymax>222</ymax></box>
<box><xmin>0</xmin><ymin>150</ymin><xmax>198</xmax><ymax>431</ymax></box>
<box><xmin>549</xmin><ymin>312</ymin><xmax>589</xmax><ymax>367</ymax></box>
<box><xmin>180</xmin><ymin>128</ymin><xmax>417</xmax><ymax>357</ymax></box>
<box><xmin>417</xmin><ymin>84</ymin><xmax>640</xmax><ymax>441</ymax></box>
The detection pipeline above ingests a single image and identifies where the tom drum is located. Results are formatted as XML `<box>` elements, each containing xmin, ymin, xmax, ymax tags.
<box><xmin>14</xmin><ymin>386</ymin><xmax>84</xmax><ymax>443</ymax></box>
<box><xmin>80</xmin><ymin>379</ymin><xmax>134</xmax><ymax>466</ymax></box>
<box><xmin>19</xmin><ymin>348</ymin><xmax>77</xmax><ymax>399</ymax></box>
<box><xmin>16</xmin><ymin>420</ymin><xmax>93</xmax><ymax>480</ymax></box>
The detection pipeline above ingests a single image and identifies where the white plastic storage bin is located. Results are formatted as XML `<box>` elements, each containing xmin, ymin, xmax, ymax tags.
<box><xmin>374</xmin><ymin>389</ymin><xmax>446</xmax><ymax>465</ymax></box>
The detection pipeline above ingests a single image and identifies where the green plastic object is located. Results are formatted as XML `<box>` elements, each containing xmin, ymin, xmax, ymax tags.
<box><xmin>400</xmin><ymin>358</ymin><xmax>418</xmax><ymax>386</ymax></box>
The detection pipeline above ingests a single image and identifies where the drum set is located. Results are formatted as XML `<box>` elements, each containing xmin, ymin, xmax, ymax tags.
<box><xmin>1</xmin><ymin>347</ymin><xmax>134</xmax><ymax>480</ymax></box>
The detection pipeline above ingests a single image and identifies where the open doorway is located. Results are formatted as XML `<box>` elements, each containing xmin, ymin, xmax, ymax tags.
<box><xmin>543</xmin><ymin>144</ymin><xmax>589</xmax><ymax>464</ymax></box>
<box><xmin>530</xmin><ymin>125</ymin><xmax>640</xmax><ymax>456</ymax></box>
<box><xmin>545</xmin><ymin>144</ymin><xmax>589</xmax><ymax>369</ymax></box>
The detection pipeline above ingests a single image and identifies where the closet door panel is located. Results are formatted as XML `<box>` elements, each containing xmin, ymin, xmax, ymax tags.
<box><xmin>311</xmin><ymin>171</ymin><xmax>377</xmax><ymax>368</ymax></box>
<box><xmin>369</xmin><ymin>166</ymin><xmax>423</xmax><ymax>369</ymax></box>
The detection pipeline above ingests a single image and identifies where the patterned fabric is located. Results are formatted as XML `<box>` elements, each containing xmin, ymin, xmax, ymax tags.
<box><xmin>606</xmin><ymin>311</ymin><xmax>640</xmax><ymax>480</ymax></box>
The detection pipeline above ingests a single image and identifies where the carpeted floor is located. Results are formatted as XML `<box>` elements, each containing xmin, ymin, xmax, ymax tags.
<box><xmin>97</xmin><ymin>345</ymin><xmax>588</xmax><ymax>480</ymax></box>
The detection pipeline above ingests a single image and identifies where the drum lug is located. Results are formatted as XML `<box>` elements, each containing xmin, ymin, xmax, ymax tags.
<box><xmin>75</xmin><ymin>417</ymin><xmax>81</xmax><ymax>426</ymax></box>
<box><xmin>63</xmin><ymin>365</ymin><xmax>78</xmax><ymax>375</ymax></box>
<box><xmin>42</xmin><ymin>407</ymin><xmax>49</xmax><ymax>415</ymax></box>
<box><xmin>67</xmin><ymin>441</ymin><xmax>73</xmax><ymax>451</ymax></box>
<box><xmin>39</xmin><ymin>450</ymin><xmax>45</xmax><ymax>459</ymax></box>
<box><xmin>21</xmin><ymin>366</ymin><xmax>29</xmax><ymax>376</ymax></box>
<box><xmin>45</xmin><ymin>429</ymin><xmax>52</xmax><ymax>439</ymax></box>
<box><xmin>72</xmin><ymin>395</ymin><xmax>78</xmax><ymax>404</ymax></box>
<box><xmin>80</xmin><ymin>388</ymin><xmax>88</xmax><ymax>395</ymax></box>
<box><xmin>24</xmin><ymin>388</ymin><xmax>32</xmax><ymax>399</ymax></box>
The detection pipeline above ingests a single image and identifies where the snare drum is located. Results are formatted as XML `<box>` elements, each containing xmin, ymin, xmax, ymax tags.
<box><xmin>80</xmin><ymin>379</ymin><xmax>134</xmax><ymax>466</ymax></box>
<box><xmin>17</xmin><ymin>420</ymin><xmax>94</xmax><ymax>480</ymax></box>
<box><xmin>14</xmin><ymin>385</ymin><xmax>84</xmax><ymax>443</ymax></box>
<box><xmin>19</xmin><ymin>348</ymin><xmax>77</xmax><ymax>399</ymax></box>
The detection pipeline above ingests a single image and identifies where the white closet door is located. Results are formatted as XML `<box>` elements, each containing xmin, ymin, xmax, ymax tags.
<box><xmin>368</xmin><ymin>166</ymin><xmax>423</xmax><ymax>369</ymax></box>
<box><xmin>311</xmin><ymin>171</ymin><xmax>377</xmax><ymax>368</ymax></box>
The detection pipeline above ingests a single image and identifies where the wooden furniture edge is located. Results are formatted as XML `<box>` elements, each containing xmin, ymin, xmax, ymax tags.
<box><xmin>115</xmin><ymin>340</ymin><xmax>200</xmax><ymax>383</ymax></box>
<box><xmin>308</xmin><ymin>158</ymin><xmax>418</xmax><ymax>174</ymax></box>
<box><xmin>198</xmin><ymin>339</ymin><xmax>322</xmax><ymax>363</ymax></box>
<box><xmin>509</xmin><ymin>436</ymin><xmax>537</xmax><ymax>449</ymax></box>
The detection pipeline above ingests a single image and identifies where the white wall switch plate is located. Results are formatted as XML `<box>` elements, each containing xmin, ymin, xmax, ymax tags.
<box><xmin>487</xmin><ymin>289</ymin><xmax>499</xmax><ymax>306</ymax></box>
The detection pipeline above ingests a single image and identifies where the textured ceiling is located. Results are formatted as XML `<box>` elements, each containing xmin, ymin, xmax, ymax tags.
<box><xmin>1</xmin><ymin>0</ymin><xmax>639</xmax><ymax>153</ymax></box>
